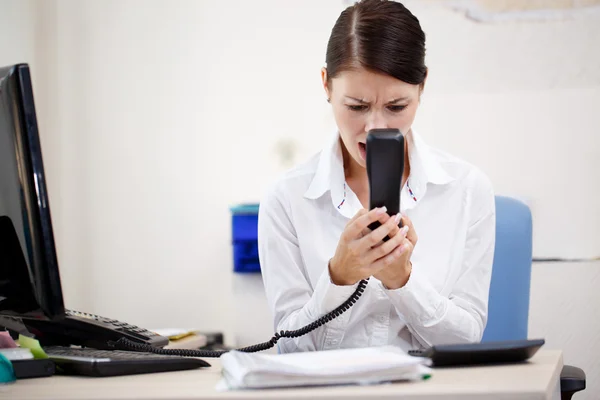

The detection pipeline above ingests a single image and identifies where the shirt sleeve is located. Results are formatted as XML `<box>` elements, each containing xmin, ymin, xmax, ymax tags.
<box><xmin>258</xmin><ymin>184</ymin><xmax>358</xmax><ymax>353</ymax></box>
<box><xmin>384</xmin><ymin>169</ymin><xmax>496</xmax><ymax>347</ymax></box>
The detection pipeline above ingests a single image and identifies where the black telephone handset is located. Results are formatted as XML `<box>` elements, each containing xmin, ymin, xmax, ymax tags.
<box><xmin>366</xmin><ymin>129</ymin><xmax>405</xmax><ymax>239</ymax></box>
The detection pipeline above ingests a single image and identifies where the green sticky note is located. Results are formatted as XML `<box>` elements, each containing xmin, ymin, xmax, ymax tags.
<box><xmin>18</xmin><ymin>335</ymin><xmax>48</xmax><ymax>359</ymax></box>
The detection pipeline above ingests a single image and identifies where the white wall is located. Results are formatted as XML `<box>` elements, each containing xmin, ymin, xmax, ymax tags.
<box><xmin>2</xmin><ymin>1</ymin><xmax>599</xmax><ymax>397</ymax></box>
<box><xmin>0</xmin><ymin>0</ymin><xmax>35</xmax><ymax>66</ymax></box>
<box><xmin>529</xmin><ymin>260</ymin><xmax>600</xmax><ymax>400</ymax></box>
<box><xmin>0</xmin><ymin>1</ymin><xmax>36</xmax><ymax>79</ymax></box>
<box><xmin>28</xmin><ymin>0</ymin><xmax>346</xmax><ymax>341</ymax></box>
<box><xmin>411</xmin><ymin>0</ymin><xmax>600</xmax><ymax>260</ymax></box>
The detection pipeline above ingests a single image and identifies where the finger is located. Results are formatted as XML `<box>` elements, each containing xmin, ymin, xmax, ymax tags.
<box><xmin>401</xmin><ymin>214</ymin><xmax>418</xmax><ymax>244</ymax></box>
<box><xmin>346</xmin><ymin>209</ymin><xmax>367</xmax><ymax>227</ymax></box>
<box><xmin>360</xmin><ymin>212</ymin><xmax>395</xmax><ymax>239</ymax></box>
<box><xmin>366</xmin><ymin>243</ymin><xmax>405</xmax><ymax>275</ymax></box>
<box><xmin>359</xmin><ymin>227</ymin><xmax>371</xmax><ymax>238</ymax></box>
<box><xmin>346</xmin><ymin>206</ymin><xmax>388</xmax><ymax>239</ymax></box>
<box><xmin>369</xmin><ymin>236</ymin><xmax>412</xmax><ymax>271</ymax></box>
<box><xmin>361</xmin><ymin>214</ymin><xmax>404</xmax><ymax>249</ymax></box>
<box><xmin>366</xmin><ymin>224</ymin><xmax>409</xmax><ymax>262</ymax></box>
<box><xmin>396</xmin><ymin>237</ymin><xmax>413</xmax><ymax>257</ymax></box>
<box><xmin>342</xmin><ymin>209</ymin><xmax>368</xmax><ymax>240</ymax></box>
<box><xmin>385</xmin><ymin>214</ymin><xmax>402</xmax><ymax>238</ymax></box>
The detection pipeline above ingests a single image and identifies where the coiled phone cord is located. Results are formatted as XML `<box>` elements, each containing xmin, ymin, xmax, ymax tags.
<box><xmin>110</xmin><ymin>278</ymin><xmax>369</xmax><ymax>358</ymax></box>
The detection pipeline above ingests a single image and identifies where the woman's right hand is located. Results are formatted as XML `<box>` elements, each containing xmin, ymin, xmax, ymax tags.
<box><xmin>329</xmin><ymin>207</ymin><xmax>406</xmax><ymax>286</ymax></box>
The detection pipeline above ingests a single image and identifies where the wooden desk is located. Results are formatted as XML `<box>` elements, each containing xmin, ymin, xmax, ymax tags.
<box><xmin>3</xmin><ymin>350</ymin><xmax>562</xmax><ymax>400</ymax></box>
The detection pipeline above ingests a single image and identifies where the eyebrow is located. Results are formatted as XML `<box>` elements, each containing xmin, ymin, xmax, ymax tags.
<box><xmin>344</xmin><ymin>96</ymin><xmax>410</xmax><ymax>104</ymax></box>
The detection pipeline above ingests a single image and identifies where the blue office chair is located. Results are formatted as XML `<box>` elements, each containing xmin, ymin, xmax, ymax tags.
<box><xmin>482</xmin><ymin>196</ymin><xmax>586</xmax><ymax>400</ymax></box>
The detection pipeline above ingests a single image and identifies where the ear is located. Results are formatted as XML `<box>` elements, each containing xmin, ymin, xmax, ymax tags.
<box><xmin>321</xmin><ymin>67</ymin><xmax>331</xmax><ymax>101</ymax></box>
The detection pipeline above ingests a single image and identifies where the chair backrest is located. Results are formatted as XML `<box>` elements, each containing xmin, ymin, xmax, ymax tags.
<box><xmin>481</xmin><ymin>196</ymin><xmax>533</xmax><ymax>342</ymax></box>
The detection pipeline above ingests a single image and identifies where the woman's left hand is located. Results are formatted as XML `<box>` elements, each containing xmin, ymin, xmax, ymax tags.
<box><xmin>373</xmin><ymin>214</ymin><xmax>418</xmax><ymax>290</ymax></box>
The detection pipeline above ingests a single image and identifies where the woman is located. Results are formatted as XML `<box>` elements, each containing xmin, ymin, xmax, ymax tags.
<box><xmin>258</xmin><ymin>0</ymin><xmax>495</xmax><ymax>353</ymax></box>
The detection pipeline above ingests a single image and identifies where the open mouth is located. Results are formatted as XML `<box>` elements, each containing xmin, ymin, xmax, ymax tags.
<box><xmin>358</xmin><ymin>142</ymin><xmax>366</xmax><ymax>161</ymax></box>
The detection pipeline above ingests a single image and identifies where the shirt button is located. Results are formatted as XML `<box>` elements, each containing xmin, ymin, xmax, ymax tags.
<box><xmin>379</xmin><ymin>315</ymin><xmax>386</xmax><ymax>323</ymax></box>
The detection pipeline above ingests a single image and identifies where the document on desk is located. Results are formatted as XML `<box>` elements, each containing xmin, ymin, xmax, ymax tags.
<box><xmin>217</xmin><ymin>345</ymin><xmax>432</xmax><ymax>390</ymax></box>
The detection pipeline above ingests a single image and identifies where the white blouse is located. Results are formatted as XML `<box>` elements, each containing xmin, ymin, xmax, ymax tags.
<box><xmin>258</xmin><ymin>130</ymin><xmax>496</xmax><ymax>353</ymax></box>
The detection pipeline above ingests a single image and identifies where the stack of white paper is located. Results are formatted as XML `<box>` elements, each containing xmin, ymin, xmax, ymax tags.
<box><xmin>217</xmin><ymin>345</ymin><xmax>432</xmax><ymax>390</ymax></box>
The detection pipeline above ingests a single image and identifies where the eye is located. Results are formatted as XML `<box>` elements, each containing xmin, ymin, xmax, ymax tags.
<box><xmin>387</xmin><ymin>105</ymin><xmax>407</xmax><ymax>113</ymax></box>
<box><xmin>346</xmin><ymin>104</ymin><xmax>368</xmax><ymax>112</ymax></box>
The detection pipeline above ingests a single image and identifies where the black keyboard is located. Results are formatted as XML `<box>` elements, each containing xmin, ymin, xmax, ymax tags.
<box><xmin>45</xmin><ymin>347</ymin><xmax>210</xmax><ymax>377</ymax></box>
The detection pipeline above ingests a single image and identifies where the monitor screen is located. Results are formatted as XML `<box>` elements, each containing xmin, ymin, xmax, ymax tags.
<box><xmin>0</xmin><ymin>63</ymin><xmax>65</xmax><ymax>320</ymax></box>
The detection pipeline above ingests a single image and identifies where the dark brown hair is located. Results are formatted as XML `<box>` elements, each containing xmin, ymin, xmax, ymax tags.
<box><xmin>325</xmin><ymin>0</ymin><xmax>427</xmax><ymax>85</ymax></box>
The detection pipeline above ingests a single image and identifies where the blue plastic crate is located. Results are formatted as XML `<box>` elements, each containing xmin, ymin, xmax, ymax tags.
<box><xmin>230</xmin><ymin>204</ymin><xmax>260</xmax><ymax>273</ymax></box>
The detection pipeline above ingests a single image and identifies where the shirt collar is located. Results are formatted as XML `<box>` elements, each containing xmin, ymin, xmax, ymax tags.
<box><xmin>405</xmin><ymin>129</ymin><xmax>455</xmax><ymax>200</ymax></box>
<box><xmin>303</xmin><ymin>130</ymin><xmax>454</xmax><ymax>212</ymax></box>
<box><xmin>304</xmin><ymin>132</ymin><xmax>345</xmax><ymax>200</ymax></box>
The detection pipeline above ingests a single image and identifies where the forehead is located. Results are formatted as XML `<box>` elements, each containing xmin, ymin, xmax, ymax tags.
<box><xmin>330</xmin><ymin>68</ymin><xmax>419</xmax><ymax>99</ymax></box>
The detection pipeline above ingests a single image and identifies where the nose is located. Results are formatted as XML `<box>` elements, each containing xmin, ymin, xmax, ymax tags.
<box><xmin>365</xmin><ymin>110</ymin><xmax>389</xmax><ymax>132</ymax></box>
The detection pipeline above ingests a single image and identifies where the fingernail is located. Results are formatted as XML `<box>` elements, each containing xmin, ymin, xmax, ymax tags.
<box><xmin>394</xmin><ymin>214</ymin><xmax>401</xmax><ymax>224</ymax></box>
<box><xmin>398</xmin><ymin>244</ymin><xmax>405</xmax><ymax>254</ymax></box>
<box><xmin>377</xmin><ymin>206</ymin><xmax>387</xmax><ymax>214</ymax></box>
<box><xmin>402</xmin><ymin>225</ymin><xmax>409</xmax><ymax>235</ymax></box>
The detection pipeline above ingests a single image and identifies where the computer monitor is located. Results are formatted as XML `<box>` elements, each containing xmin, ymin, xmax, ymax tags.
<box><xmin>0</xmin><ymin>63</ymin><xmax>65</xmax><ymax>321</ymax></box>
